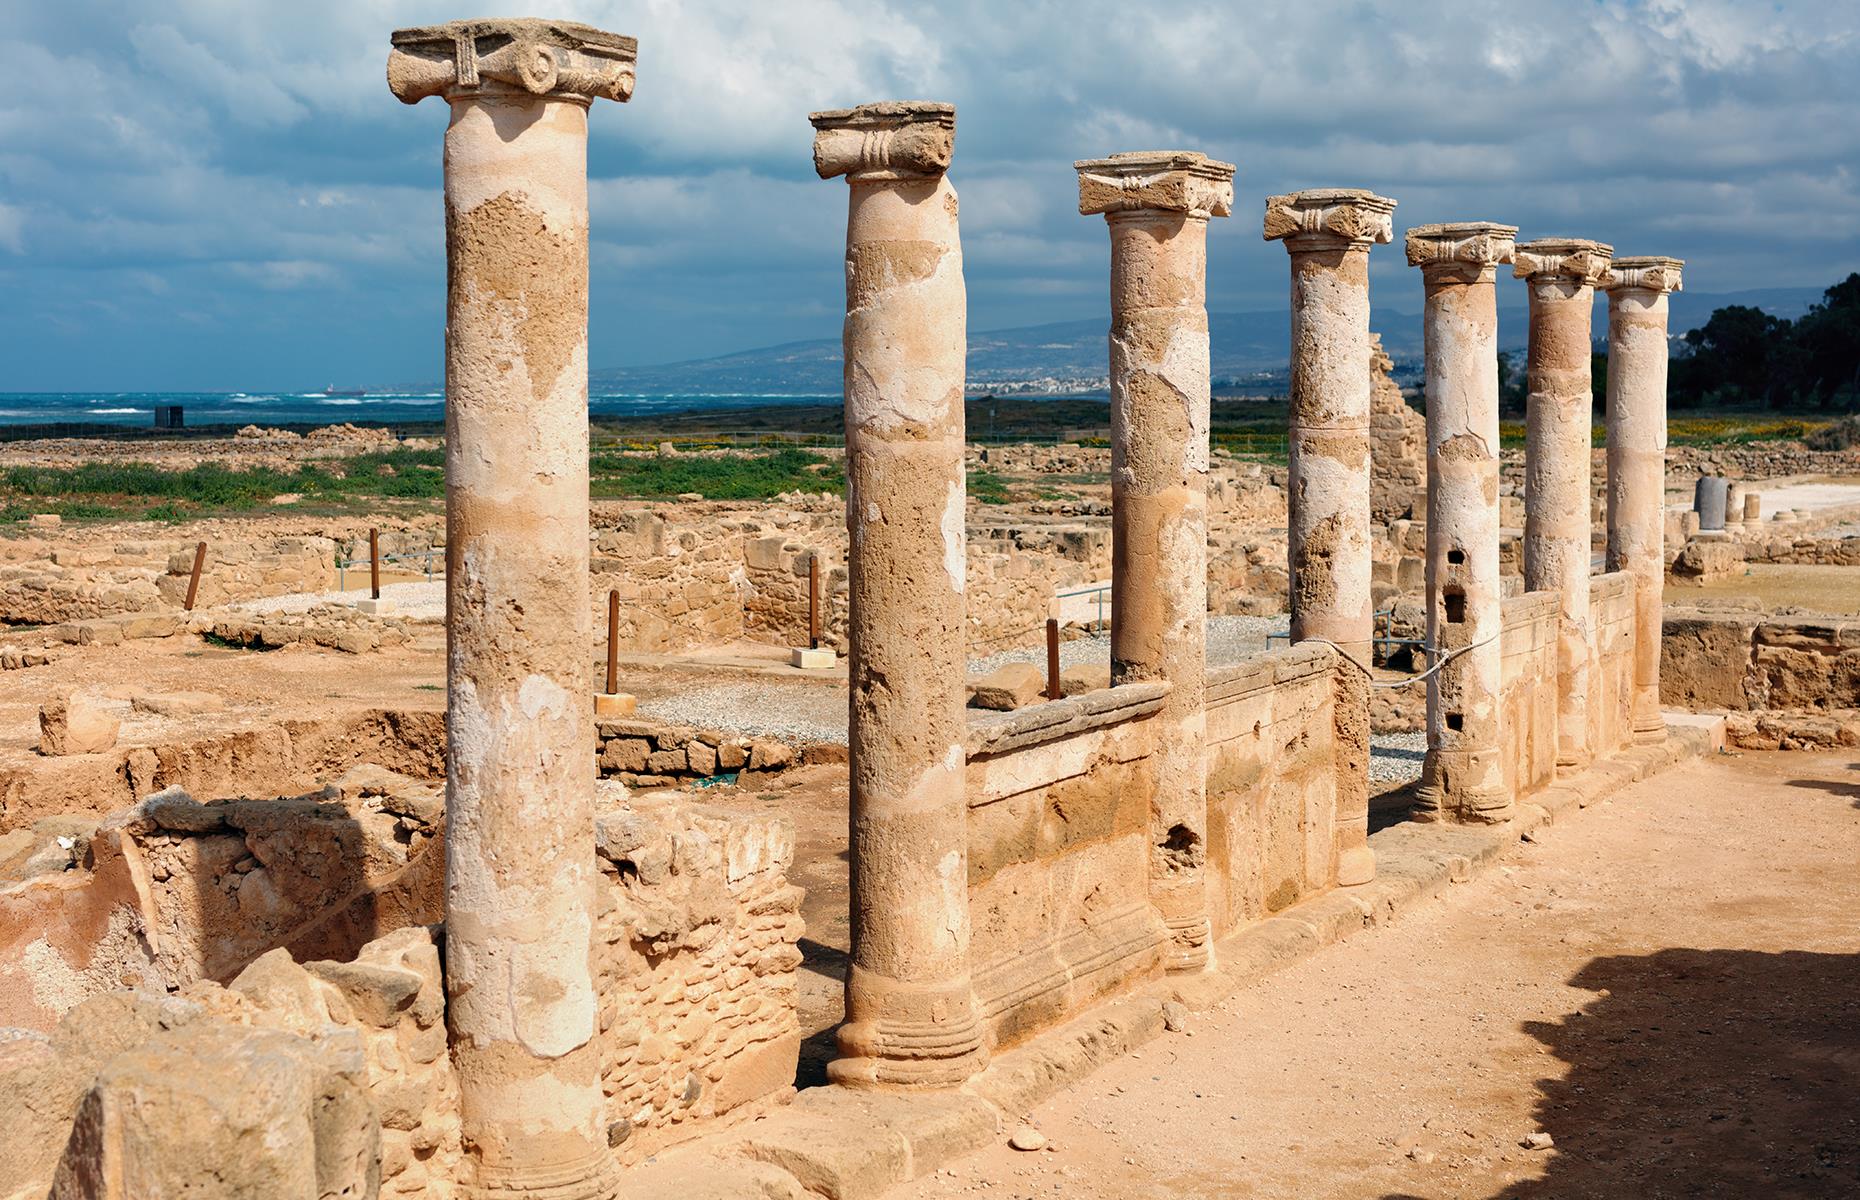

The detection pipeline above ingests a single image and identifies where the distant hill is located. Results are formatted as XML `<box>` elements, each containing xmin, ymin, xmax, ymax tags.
<box><xmin>583</xmin><ymin>286</ymin><xmax>1824</xmax><ymax>397</ymax></box>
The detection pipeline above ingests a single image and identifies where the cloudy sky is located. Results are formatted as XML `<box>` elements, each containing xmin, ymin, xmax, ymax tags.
<box><xmin>3</xmin><ymin>0</ymin><xmax>1857</xmax><ymax>391</ymax></box>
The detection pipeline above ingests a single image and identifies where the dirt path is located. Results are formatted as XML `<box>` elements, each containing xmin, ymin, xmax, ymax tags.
<box><xmin>897</xmin><ymin>750</ymin><xmax>1860</xmax><ymax>1200</ymax></box>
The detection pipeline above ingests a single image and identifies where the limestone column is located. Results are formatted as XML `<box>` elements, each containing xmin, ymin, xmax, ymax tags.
<box><xmin>1407</xmin><ymin>222</ymin><xmax>1517</xmax><ymax>823</ymax></box>
<box><xmin>1514</xmin><ymin>238</ymin><xmax>1612</xmax><ymax>775</ymax></box>
<box><xmin>1076</xmin><ymin>152</ymin><xmax>1233</xmax><ymax>970</ymax></box>
<box><xmin>1263</xmin><ymin>188</ymin><xmax>1397</xmax><ymax>886</ymax></box>
<box><xmin>1604</xmin><ymin>256</ymin><xmax>1685</xmax><ymax>744</ymax></box>
<box><xmin>810</xmin><ymin>101</ymin><xmax>985</xmax><ymax>1088</ymax></box>
<box><xmin>389</xmin><ymin>20</ymin><xmax>634</xmax><ymax>1197</ymax></box>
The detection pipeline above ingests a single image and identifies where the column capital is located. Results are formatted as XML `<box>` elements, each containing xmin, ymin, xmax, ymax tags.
<box><xmin>810</xmin><ymin>101</ymin><xmax>956</xmax><ymax>182</ymax></box>
<box><xmin>1406</xmin><ymin>221</ymin><xmax>1517</xmax><ymax>281</ymax></box>
<box><xmin>1263</xmin><ymin>188</ymin><xmax>1396</xmax><ymax>250</ymax></box>
<box><xmin>1604</xmin><ymin>255</ymin><xmax>1685</xmax><ymax>295</ymax></box>
<box><xmin>388</xmin><ymin>18</ymin><xmax>636</xmax><ymax>106</ymax></box>
<box><xmin>1513</xmin><ymin>237</ymin><xmax>1613</xmax><ymax>286</ymax></box>
<box><xmin>1075</xmin><ymin>151</ymin><xmax>1235</xmax><ymax>220</ymax></box>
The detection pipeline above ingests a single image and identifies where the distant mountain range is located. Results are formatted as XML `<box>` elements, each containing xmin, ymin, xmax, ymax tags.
<box><xmin>579</xmin><ymin>285</ymin><xmax>1823</xmax><ymax>397</ymax></box>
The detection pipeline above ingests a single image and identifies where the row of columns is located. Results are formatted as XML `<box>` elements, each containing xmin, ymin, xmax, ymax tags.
<box><xmin>389</xmin><ymin>15</ymin><xmax>1684</xmax><ymax>1183</ymax></box>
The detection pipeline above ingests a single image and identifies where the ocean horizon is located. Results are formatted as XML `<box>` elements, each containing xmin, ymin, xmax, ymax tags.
<box><xmin>0</xmin><ymin>391</ymin><xmax>848</xmax><ymax>430</ymax></box>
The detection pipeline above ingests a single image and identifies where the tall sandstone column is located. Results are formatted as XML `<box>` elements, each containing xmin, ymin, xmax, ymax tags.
<box><xmin>1515</xmin><ymin>238</ymin><xmax>1612</xmax><ymax>773</ymax></box>
<box><xmin>389</xmin><ymin>19</ymin><xmax>635</xmax><ymax>1197</ymax></box>
<box><xmin>1604</xmin><ymin>256</ymin><xmax>1684</xmax><ymax>745</ymax></box>
<box><xmin>810</xmin><ymin>102</ymin><xmax>986</xmax><ymax>1087</ymax></box>
<box><xmin>1408</xmin><ymin>222</ymin><xmax>1517</xmax><ymax>824</ymax></box>
<box><xmin>1263</xmin><ymin>187</ymin><xmax>1397</xmax><ymax>887</ymax></box>
<box><xmin>1076</xmin><ymin>152</ymin><xmax>1233</xmax><ymax>970</ymax></box>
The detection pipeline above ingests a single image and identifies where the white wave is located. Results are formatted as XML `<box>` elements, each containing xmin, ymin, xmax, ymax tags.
<box><xmin>320</xmin><ymin>398</ymin><xmax>362</xmax><ymax>406</ymax></box>
<box><xmin>88</xmin><ymin>407</ymin><xmax>142</xmax><ymax>414</ymax></box>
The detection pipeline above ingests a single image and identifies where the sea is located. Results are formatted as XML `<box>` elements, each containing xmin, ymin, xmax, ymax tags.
<box><xmin>0</xmin><ymin>391</ymin><xmax>843</xmax><ymax>431</ymax></box>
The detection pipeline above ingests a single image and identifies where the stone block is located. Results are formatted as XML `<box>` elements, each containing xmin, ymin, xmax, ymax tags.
<box><xmin>129</xmin><ymin>691</ymin><xmax>224</xmax><ymax>717</ymax></box>
<box><xmin>686</xmin><ymin>740</ymin><xmax>719</xmax><ymax>776</ymax></box>
<box><xmin>39</xmin><ymin>695</ymin><xmax>119</xmax><ymax>756</ymax></box>
<box><xmin>595</xmin><ymin>692</ymin><xmax>638</xmax><ymax>718</ymax></box>
<box><xmin>1059</xmin><ymin>662</ymin><xmax>1111</xmax><ymax>697</ymax></box>
<box><xmin>969</xmin><ymin>661</ymin><xmax>1046</xmax><ymax>711</ymax></box>
<box><xmin>353</xmin><ymin>597</ymin><xmax>395</xmax><ymax>616</ymax></box>
<box><xmin>48</xmin><ymin>1023</ymin><xmax>379</xmax><ymax>1200</ymax></box>
<box><xmin>790</xmin><ymin>646</ymin><xmax>836</xmax><ymax>670</ymax></box>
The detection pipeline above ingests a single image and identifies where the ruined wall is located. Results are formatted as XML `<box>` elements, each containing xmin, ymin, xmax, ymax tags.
<box><xmin>1739</xmin><ymin>532</ymin><xmax>1860</xmax><ymax>567</ymax></box>
<box><xmin>590</xmin><ymin>792</ymin><xmax>803</xmax><ymax>1161</ymax></box>
<box><xmin>1203</xmin><ymin>644</ymin><xmax>1342</xmax><ymax>934</ymax></box>
<box><xmin>0</xmin><ymin>535</ymin><xmax>337</xmax><ymax>624</ymax></box>
<box><xmin>1661</xmin><ymin>610</ymin><xmax>1860</xmax><ymax>712</ymax></box>
<box><xmin>1499</xmin><ymin>591</ymin><xmax>1559</xmax><ymax>801</ymax></box>
<box><xmin>1369</xmin><ymin>334</ymin><xmax>1427</xmax><ymax>523</ymax></box>
<box><xmin>968</xmin><ymin>523</ymin><xmax>1112</xmax><ymax>650</ymax></box>
<box><xmin>1591</xmin><ymin>571</ymin><xmax>1638</xmax><ymax>757</ymax></box>
<box><xmin>963</xmin><ymin>684</ymin><xmax>1169</xmax><ymax>1049</ymax></box>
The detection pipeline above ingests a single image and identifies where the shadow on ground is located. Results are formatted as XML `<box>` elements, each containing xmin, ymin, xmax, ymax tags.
<box><xmin>1385</xmin><ymin>948</ymin><xmax>1860</xmax><ymax>1199</ymax></box>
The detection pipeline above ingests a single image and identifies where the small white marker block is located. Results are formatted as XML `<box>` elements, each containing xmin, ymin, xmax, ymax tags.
<box><xmin>790</xmin><ymin>647</ymin><xmax>836</xmax><ymax>670</ymax></box>
<box><xmin>355</xmin><ymin>598</ymin><xmax>395</xmax><ymax>616</ymax></box>
<box><xmin>595</xmin><ymin>692</ymin><xmax>638</xmax><ymax>718</ymax></box>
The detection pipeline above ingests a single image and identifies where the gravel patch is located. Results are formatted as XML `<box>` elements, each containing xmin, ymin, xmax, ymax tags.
<box><xmin>236</xmin><ymin>580</ymin><xmax>446</xmax><ymax>620</ymax></box>
<box><xmin>966</xmin><ymin>613</ymin><xmax>1288</xmax><ymax>675</ymax></box>
<box><xmin>1370</xmin><ymin>730</ymin><xmax>1427</xmax><ymax>785</ymax></box>
<box><xmin>638</xmin><ymin>682</ymin><xmax>847</xmax><ymax>744</ymax></box>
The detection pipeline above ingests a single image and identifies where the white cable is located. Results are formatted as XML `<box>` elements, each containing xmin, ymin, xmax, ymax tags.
<box><xmin>1294</xmin><ymin>630</ymin><xmax>1503</xmax><ymax>689</ymax></box>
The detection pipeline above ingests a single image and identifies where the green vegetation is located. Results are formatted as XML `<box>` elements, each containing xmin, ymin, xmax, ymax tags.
<box><xmin>588</xmin><ymin>447</ymin><xmax>842</xmax><ymax>500</ymax></box>
<box><xmin>0</xmin><ymin>447</ymin><xmax>446</xmax><ymax>522</ymax></box>
<box><xmin>968</xmin><ymin>469</ymin><xmax>1012</xmax><ymax>505</ymax></box>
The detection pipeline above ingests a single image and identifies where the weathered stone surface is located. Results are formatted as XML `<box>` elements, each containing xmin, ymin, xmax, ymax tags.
<box><xmin>48</xmin><ymin>1022</ymin><xmax>379</xmax><ymax>1200</ymax></box>
<box><xmin>969</xmin><ymin>661</ymin><xmax>1047</xmax><ymax>711</ymax></box>
<box><xmin>39</xmin><ymin>695</ymin><xmax>119</xmax><ymax>756</ymax></box>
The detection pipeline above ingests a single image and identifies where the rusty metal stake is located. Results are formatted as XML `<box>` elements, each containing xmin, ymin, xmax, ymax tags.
<box><xmin>369</xmin><ymin>527</ymin><xmax>381</xmax><ymax>600</ymax></box>
<box><xmin>809</xmin><ymin>555</ymin><xmax>821</xmax><ymax>650</ymax></box>
<box><xmin>605</xmin><ymin>588</ymin><xmax>620</xmax><ymax>696</ymax></box>
<box><xmin>183</xmin><ymin>541</ymin><xmax>207</xmax><ymax>612</ymax></box>
<box><xmin>1046</xmin><ymin>617</ymin><xmax>1062</xmax><ymax>701</ymax></box>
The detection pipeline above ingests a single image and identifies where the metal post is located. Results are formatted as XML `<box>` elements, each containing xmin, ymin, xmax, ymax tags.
<box><xmin>369</xmin><ymin>527</ymin><xmax>381</xmax><ymax>601</ymax></box>
<box><xmin>1046</xmin><ymin>617</ymin><xmax>1062</xmax><ymax>701</ymax></box>
<box><xmin>605</xmin><ymin>588</ymin><xmax>620</xmax><ymax>696</ymax></box>
<box><xmin>183</xmin><ymin>541</ymin><xmax>206</xmax><ymax>612</ymax></box>
<box><xmin>809</xmin><ymin>555</ymin><xmax>821</xmax><ymax>650</ymax></box>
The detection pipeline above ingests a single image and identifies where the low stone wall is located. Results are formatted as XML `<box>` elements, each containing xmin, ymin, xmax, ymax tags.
<box><xmin>1662</xmin><ymin>610</ymin><xmax>1860</xmax><ymax>712</ymax></box>
<box><xmin>596</xmin><ymin>716</ymin><xmax>805</xmax><ymax>788</ymax></box>
<box><xmin>963</xmin><ymin>684</ymin><xmax>1169</xmax><ymax>1049</ymax></box>
<box><xmin>1739</xmin><ymin>532</ymin><xmax>1860</xmax><ymax>566</ymax></box>
<box><xmin>0</xmin><ymin>788</ymin><xmax>803</xmax><ymax>1194</ymax></box>
<box><xmin>1591</xmin><ymin>572</ymin><xmax>1638</xmax><ymax>757</ymax></box>
<box><xmin>156</xmin><ymin>536</ymin><xmax>338</xmax><ymax>610</ymax></box>
<box><xmin>1499</xmin><ymin>590</ymin><xmax>1559</xmax><ymax>801</ymax></box>
<box><xmin>1203</xmin><ymin>644</ymin><xmax>1342</xmax><ymax>932</ymax></box>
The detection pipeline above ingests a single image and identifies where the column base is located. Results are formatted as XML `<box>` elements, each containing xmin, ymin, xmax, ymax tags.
<box><xmin>465</xmin><ymin>1144</ymin><xmax>619</xmax><ymax>1200</ymax></box>
<box><xmin>1415</xmin><ymin>750</ymin><xmax>1513</xmax><ymax>824</ymax></box>
<box><xmin>1337</xmin><ymin>844</ymin><xmax>1377</xmax><ymax>887</ymax></box>
<box><xmin>593</xmin><ymin>692</ymin><xmax>637</xmax><ymax>718</ymax></box>
<box><xmin>1160</xmin><ymin>910</ymin><xmax>1213</xmax><ymax>973</ymax></box>
<box><xmin>1632</xmin><ymin>723</ymin><xmax>1668</xmax><ymax>746</ymax></box>
<box><xmin>830</xmin><ymin>968</ymin><xmax>987</xmax><ymax>1089</ymax></box>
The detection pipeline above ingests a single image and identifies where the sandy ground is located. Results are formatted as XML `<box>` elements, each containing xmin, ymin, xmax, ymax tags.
<box><xmin>1673</xmin><ymin>562</ymin><xmax>1860</xmax><ymax>614</ymax></box>
<box><xmin>893</xmin><ymin>749</ymin><xmax>1860</xmax><ymax>1200</ymax></box>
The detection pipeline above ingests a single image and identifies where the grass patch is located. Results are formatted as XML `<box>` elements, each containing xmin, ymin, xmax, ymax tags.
<box><xmin>968</xmin><ymin>469</ymin><xmax>1012</xmax><ymax>505</ymax></box>
<box><xmin>589</xmin><ymin>447</ymin><xmax>843</xmax><ymax>500</ymax></box>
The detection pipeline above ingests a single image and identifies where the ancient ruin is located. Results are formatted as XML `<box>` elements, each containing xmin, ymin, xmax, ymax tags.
<box><xmin>1</xmin><ymin>20</ymin><xmax>1855</xmax><ymax>1200</ymax></box>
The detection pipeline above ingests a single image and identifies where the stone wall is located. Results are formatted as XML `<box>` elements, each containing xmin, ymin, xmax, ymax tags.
<box><xmin>1369</xmin><ymin>334</ymin><xmax>1426</xmax><ymax>523</ymax></box>
<box><xmin>0</xmin><ymin>788</ymin><xmax>802</xmax><ymax>1194</ymax></box>
<box><xmin>1739</xmin><ymin>533</ymin><xmax>1860</xmax><ymax>567</ymax></box>
<box><xmin>1203</xmin><ymin>644</ymin><xmax>1343</xmax><ymax>933</ymax></box>
<box><xmin>596</xmin><ymin>716</ymin><xmax>806</xmax><ymax>788</ymax></box>
<box><xmin>1498</xmin><ymin>590</ymin><xmax>1559</xmax><ymax>802</ymax></box>
<box><xmin>1591</xmin><ymin>572</ymin><xmax>1638</xmax><ymax>757</ymax></box>
<box><xmin>0</xmin><ymin>534</ymin><xmax>337</xmax><ymax>624</ymax></box>
<box><xmin>963</xmin><ymin>684</ymin><xmax>1169</xmax><ymax>1049</ymax></box>
<box><xmin>1662</xmin><ymin>609</ymin><xmax>1860</xmax><ymax>712</ymax></box>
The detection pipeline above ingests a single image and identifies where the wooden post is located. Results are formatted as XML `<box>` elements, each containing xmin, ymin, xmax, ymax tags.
<box><xmin>1046</xmin><ymin>617</ymin><xmax>1062</xmax><ymax>701</ymax></box>
<box><xmin>809</xmin><ymin>555</ymin><xmax>821</xmax><ymax>650</ymax></box>
<box><xmin>369</xmin><ymin>528</ymin><xmax>381</xmax><ymax>600</ymax></box>
<box><xmin>183</xmin><ymin>541</ymin><xmax>206</xmax><ymax>612</ymax></box>
<box><xmin>605</xmin><ymin>589</ymin><xmax>620</xmax><ymax>696</ymax></box>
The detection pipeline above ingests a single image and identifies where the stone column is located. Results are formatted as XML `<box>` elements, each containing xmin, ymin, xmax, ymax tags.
<box><xmin>1514</xmin><ymin>238</ymin><xmax>1612</xmax><ymax>775</ymax></box>
<box><xmin>810</xmin><ymin>101</ymin><xmax>985</xmax><ymax>1088</ymax></box>
<box><xmin>1604</xmin><ymin>256</ymin><xmax>1685</xmax><ymax>745</ymax></box>
<box><xmin>1407</xmin><ymin>222</ymin><xmax>1517</xmax><ymax>823</ymax></box>
<box><xmin>389</xmin><ymin>20</ymin><xmax>634</xmax><ymax>1197</ymax></box>
<box><xmin>1076</xmin><ymin>152</ymin><xmax>1233</xmax><ymax>969</ymax></box>
<box><xmin>1263</xmin><ymin>188</ymin><xmax>1396</xmax><ymax>887</ymax></box>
